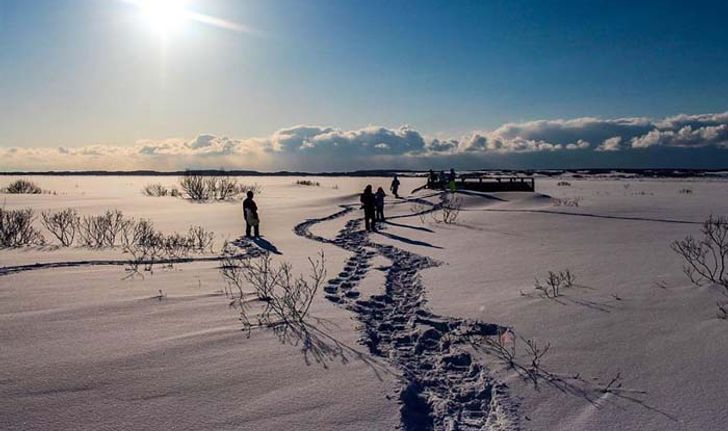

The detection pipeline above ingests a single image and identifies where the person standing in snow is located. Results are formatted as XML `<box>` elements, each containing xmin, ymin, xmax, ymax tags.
<box><xmin>243</xmin><ymin>191</ymin><xmax>260</xmax><ymax>238</ymax></box>
<box><xmin>448</xmin><ymin>168</ymin><xmax>457</xmax><ymax>192</ymax></box>
<box><xmin>390</xmin><ymin>174</ymin><xmax>401</xmax><ymax>198</ymax></box>
<box><xmin>427</xmin><ymin>169</ymin><xmax>436</xmax><ymax>189</ymax></box>
<box><xmin>375</xmin><ymin>186</ymin><xmax>386</xmax><ymax>221</ymax></box>
<box><xmin>360</xmin><ymin>185</ymin><xmax>377</xmax><ymax>232</ymax></box>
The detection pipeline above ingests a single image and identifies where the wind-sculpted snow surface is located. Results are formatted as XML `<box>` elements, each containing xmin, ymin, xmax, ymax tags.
<box><xmin>294</xmin><ymin>198</ymin><xmax>520</xmax><ymax>430</ymax></box>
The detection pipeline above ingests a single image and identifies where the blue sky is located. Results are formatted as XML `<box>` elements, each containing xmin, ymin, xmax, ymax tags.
<box><xmin>1</xmin><ymin>0</ymin><xmax>727</xmax><ymax>170</ymax></box>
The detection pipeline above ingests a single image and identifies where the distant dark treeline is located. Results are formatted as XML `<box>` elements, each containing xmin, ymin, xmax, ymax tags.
<box><xmin>0</xmin><ymin>169</ymin><xmax>411</xmax><ymax>177</ymax></box>
<box><xmin>0</xmin><ymin>168</ymin><xmax>726</xmax><ymax>178</ymax></box>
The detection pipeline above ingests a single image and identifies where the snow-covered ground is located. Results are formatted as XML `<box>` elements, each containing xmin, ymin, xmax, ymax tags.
<box><xmin>1</xmin><ymin>175</ymin><xmax>727</xmax><ymax>430</ymax></box>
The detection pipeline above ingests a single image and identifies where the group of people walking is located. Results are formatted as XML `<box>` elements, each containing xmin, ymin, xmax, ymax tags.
<box><xmin>360</xmin><ymin>175</ymin><xmax>400</xmax><ymax>232</ymax></box>
<box><xmin>242</xmin><ymin>173</ymin><xmax>431</xmax><ymax>238</ymax></box>
<box><xmin>427</xmin><ymin>168</ymin><xmax>458</xmax><ymax>191</ymax></box>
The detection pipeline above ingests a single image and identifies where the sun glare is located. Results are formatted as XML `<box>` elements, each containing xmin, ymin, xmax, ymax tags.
<box><xmin>138</xmin><ymin>0</ymin><xmax>188</xmax><ymax>33</ymax></box>
<box><xmin>123</xmin><ymin>0</ymin><xmax>250</xmax><ymax>35</ymax></box>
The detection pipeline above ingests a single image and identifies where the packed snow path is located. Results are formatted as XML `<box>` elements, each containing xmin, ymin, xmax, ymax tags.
<box><xmin>294</xmin><ymin>198</ymin><xmax>521</xmax><ymax>431</ymax></box>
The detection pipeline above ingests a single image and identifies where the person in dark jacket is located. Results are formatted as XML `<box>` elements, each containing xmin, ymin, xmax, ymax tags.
<box><xmin>360</xmin><ymin>185</ymin><xmax>377</xmax><ymax>232</ymax></box>
<box><xmin>390</xmin><ymin>175</ymin><xmax>400</xmax><ymax>198</ymax></box>
<box><xmin>427</xmin><ymin>169</ymin><xmax>436</xmax><ymax>189</ymax></box>
<box><xmin>375</xmin><ymin>187</ymin><xmax>386</xmax><ymax>221</ymax></box>
<box><xmin>242</xmin><ymin>191</ymin><xmax>260</xmax><ymax>238</ymax></box>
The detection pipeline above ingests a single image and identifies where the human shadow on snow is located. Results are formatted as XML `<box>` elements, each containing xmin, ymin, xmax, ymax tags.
<box><xmin>382</xmin><ymin>220</ymin><xmax>434</xmax><ymax>233</ymax></box>
<box><xmin>251</xmin><ymin>236</ymin><xmax>282</xmax><ymax>255</ymax></box>
<box><xmin>373</xmin><ymin>230</ymin><xmax>443</xmax><ymax>249</ymax></box>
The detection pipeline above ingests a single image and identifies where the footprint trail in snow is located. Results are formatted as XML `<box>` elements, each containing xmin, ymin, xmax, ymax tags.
<box><xmin>294</xmin><ymin>199</ymin><xmax>521</xmax><ymax>431</ymax></box>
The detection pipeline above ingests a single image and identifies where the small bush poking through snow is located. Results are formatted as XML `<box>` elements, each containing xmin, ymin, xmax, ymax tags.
<box><xmin>535</xmin><ymin>269</ymin><xmax>576</xmax><ymax>297</ymax></box>
<box><xmin>41</xmin><ymin>208</ymin><xmax>79</xmax><ymax>246</ymax></box>
<box><xmin>482</xmin><ymin>329</ymin><xmax>553</xmax><ymax>388</ymax></box>
<box><xmin>524</xmin><ymin>338</ymin><xmax>551</xmax><ymax>385</ymax></box>
<box><xmin>121</xmin><ymin>220</ymin><xmax>164</xmax><ymax>275</ymax></box>
<box><xmin>142</xmin><ymin>183</ymin><xmax>172</xmax><ymax>197</ymax></box>
<box><xmin>179</xmin><ymin>172</ymin><xmax>260</xmax><ymax>201</ymax></box>
<box><xmin>484</xmin><ymin>328</ymin><xmax>517</xmax><ymax>367</ymax></box>
<box><xmin>236</xmin><ymin>182</ymin><xmax>262</xmax><ymax>195</ymax></box>
<box><xmin>78</xmin><ymin>210</ymin><xmax>130</xmax><ymax>248</ymax></box>
<box><xmin>295</xmin><ymin>179</ymin><xmax>320</xmax><ymax>187</ymax></box>
<box><xmin>672</xmin><ymin>215</ymin><xmax>728</xmax><ymax>290</ymax></box>
<box><xmin>601</xmin><ymin>372</ymin><xmax>623</xmax><ymax>393</ymax></box>
<box><xmin>717</xmin><ymin>302</ymin><xmax>728</xmax><ymax>320</ymax></box>
<box><xmin>219</xmin><ymin>245</ymin><xmax>326</xmax><ymax>334</ymax></box>
<box><xmin>410</xmin><ymin>201</ymin><xmax>430</xmax><ymax>224</ymax></box>
<box><xmin>120</xmin><ymin>220</ymin><xmax>216</xmax><ymax>277</ymax></box>
<box><xmin>556</xmin><ymin>181</ymin><xmax>572</xmax><ymax>186</ymax></box>
<box><xmin>2</xmin><ymin>179</ymin><xmax>43</xmax><ymax>194</ymax></box>
<box><xmin>187</xmin><ymin>225</ymin><xmax>214</xmax><ymax>252</ymax></box>
<box><xmin>432</xmin><ymin>193</ymin><xmax>462</xmax><ymax>224</ymax></box>
<box><xmin>179</xmin><ymin>172</ymin><xmax>208</xmax><ymax>201</ymax></box>
<box><xmin>0</xmin><ymin>207</ymin><xmax>45</xmax><ymax>247</ymax></box>
<box><xmin>4</xmin><ymin>204</ymin><xmax>215</xmax><ymax>255</ymax></box>
<box><xmin>553</xmin><ymin>197</ymin><xmax>582</xmax><ymax>207</ymax></box>
<box><xmin>206</xmin><ymin>176</ymin><xmax>239</xmax><ymax>200</ymax></box>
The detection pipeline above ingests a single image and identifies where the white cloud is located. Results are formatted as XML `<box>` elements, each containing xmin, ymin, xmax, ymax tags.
<box><xmin>630</xmin><ymin>124</ymin><xmax>728</xmax><ymax>149</ymax></box>
<box><xmin>0</xmin><ymin>135</ymin><xmax>267</xmax><ymax>171</ymax></box>
<box><xmin>269</xmin><ymin>125</ymin><xmax>426</xmax><ymax>155</ymax></box>
<box><xmin>566</xmin><ymin>139</ymin><xmax>591</xmax><ymax>150</ymax></box>
<box><xmin>596</xmin><ymin>136</ymin><xmax>623</xmax><ymax>152</ymax></box>
<box><xmin>426</xmin><ymin>138</ymin><xmax>458</xmax><ymax>152</ymax></box>
<box><xmin>2</xmin><ymin>111</ymin><xmax>728</xmax><ymax>170</ymax></box>
<box><xmin>655</xmin><ymin>112</ymin><xmax>728</xmax><ymax>130</ymax></box>
<box><xmin>475</xmin><ymin>116</ymin><xmax>653</xmax><ymax>150</ymax></box>
<box><xmin>459</xmin><ymin>133</ymin><xmax>563</xmax><ymax>153</ymax></box>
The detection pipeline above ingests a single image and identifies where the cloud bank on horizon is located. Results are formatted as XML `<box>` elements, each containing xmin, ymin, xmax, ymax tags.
<box><xmin>2</xmin><ymin>112</ymin><xmax>728</xmax><ymax>171</ymax></box>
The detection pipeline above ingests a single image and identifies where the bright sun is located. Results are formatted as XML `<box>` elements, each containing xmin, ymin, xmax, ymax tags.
<box><xmin>138</xmin><ymin>0</ymin><xmax>188</xmax><ymax>33</ymax></box>
<box><xmin>123</xmin><ymin>0</ymin><xmax>248</xmax><ymax>35</ymax></box>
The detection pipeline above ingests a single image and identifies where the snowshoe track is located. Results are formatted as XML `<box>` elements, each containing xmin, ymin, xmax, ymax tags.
<box><xmin>294</xmin><ymin>199</ymin><xmax>520</xmax><ymax>431</ymax></box>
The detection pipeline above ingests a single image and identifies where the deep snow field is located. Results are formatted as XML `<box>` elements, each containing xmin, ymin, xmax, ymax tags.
<box><xmin>1</xmin><ymin>175</ymin><xmax>728</xmax><ymax>431</ymax></box>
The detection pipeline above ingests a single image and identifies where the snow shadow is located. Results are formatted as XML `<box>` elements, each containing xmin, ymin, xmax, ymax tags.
<box><xmin>251</xmin><ymin>237</ymin><xmax>282</xmax><ymax>255</ymax></box>
<box><xmin>374</xmin><ymin>230</ymin><xmax>443</xmax><ymax>249</ymax></box>
<box><xmin>382</xmin><ymin>220</ymin><xmax>434</xmax><ymax>233</ymax></box>
<box><xmin>268</xmin><ymin>319</ymin><xmax>393</xmax><ymax>379</ymax></box>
